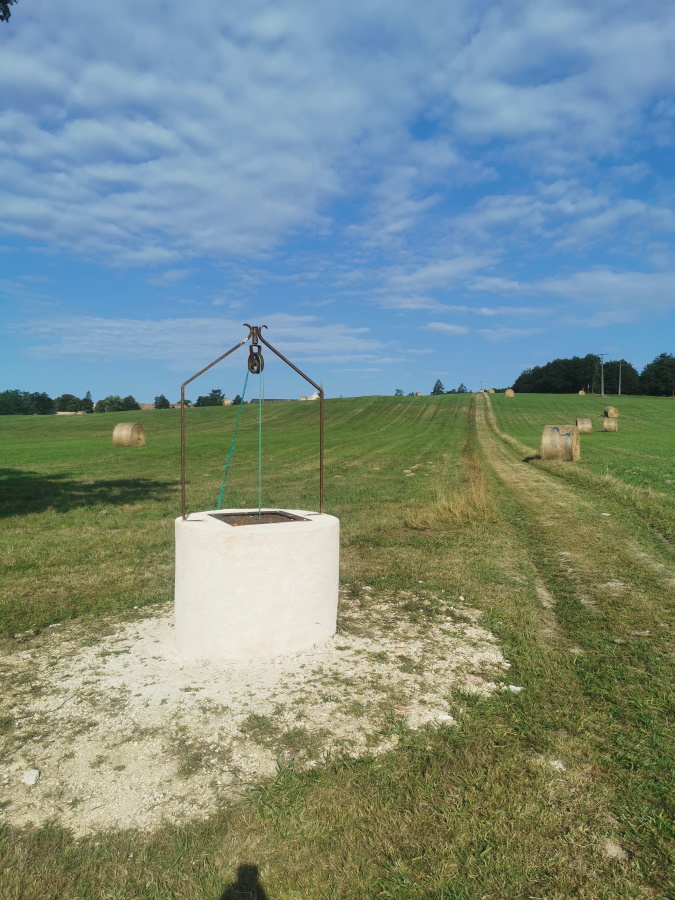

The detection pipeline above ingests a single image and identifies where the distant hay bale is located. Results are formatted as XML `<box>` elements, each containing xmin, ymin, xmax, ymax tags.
<box><xmin>604</xmin><ymin>406</ymin><xmax>619</xmax><ymax>417</ymax></box>
<box><xmin>222</xmin><ymin>398</ymin><xmax>232</xmax><ymax>406</ymax></box>
<box><xmin>112</xmin><ymin>422</ymin><xmax>146</xmax><ymax>447</ymax></box>
<box><xmin>540</xmin><ymin>424</ymin><xmax>580</xmax><ymax>461</ymax></box>
<box><xmin>505</xmin><ymin>389</ymin><xmax>515</xmax><ymax>397</ymax></box>
<box><xmin>578</xmin><ymin>390</ymin><xmax>586</xmax><ymax>395</ymax></box>
<box><xmin>414</xmin><ymin>392</ymin><xmax>422</xmax><ymax>397</ymax></box>
<box><xmin>576</xmin><ymin>417</ymin><xmax>593</xmax><ymax>434</ymax></box>
<box><xmin>489</xmin><ymin>389</ymin><xmax>495</xmax><ymax>394</ymax></box>
<box><xmin>603</xmin><ymin>417</ymin><xmax>618</xmax><ymax>432</ymax></box>
<box><xmin>299</xmin><ymin>396</ymin><xmax>308</xmax><ymax>401</ymax></box>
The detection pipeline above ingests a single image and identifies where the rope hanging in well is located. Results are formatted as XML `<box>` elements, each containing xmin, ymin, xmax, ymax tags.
<box><xmin>215</xmin><ymin>369</ymin><xmax>250</xmax><ymax>510</ymax></box>
<box><xmin>258</xmin><ymin>368</ymin><xmax>263</xmax><ymax>519</ymax></box>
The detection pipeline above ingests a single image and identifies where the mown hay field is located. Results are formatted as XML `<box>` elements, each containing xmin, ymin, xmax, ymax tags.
<box><xmin>1</xmin><ymin>393</ymin><xmax>673</xmax><ymax>900</ymax></box>
<box><xmin>0</xmin><ymin>395</ymin><xmax>471</xmax><ymax>636</ymax></box>
<box><xmin>490</xmin><ymin>393</ymin><xmax>674</xmax><ymax>493</ymax></box>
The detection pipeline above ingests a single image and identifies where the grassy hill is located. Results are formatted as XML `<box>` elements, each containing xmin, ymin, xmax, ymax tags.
<box><xmin>0</xmin><ymin>393</ymin><xmax>673</xmax><ymax>899</ymax></box>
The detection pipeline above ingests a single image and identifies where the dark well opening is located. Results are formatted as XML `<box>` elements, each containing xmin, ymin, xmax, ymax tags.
<box><xmin>209</xmin><ymin>510</ymin><xmax>310</xmax><ymax>526</ymax></box>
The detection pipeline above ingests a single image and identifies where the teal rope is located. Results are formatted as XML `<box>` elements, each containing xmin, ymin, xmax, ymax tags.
<box><xmin>257</xmin><ymin>369</ymin><xmax>263</xmax><ymax>518</ymax></box>
<box><xmin>216</xmin><ymin>369</ymin><xmax>250</xmax><ymax>510</ymax></box>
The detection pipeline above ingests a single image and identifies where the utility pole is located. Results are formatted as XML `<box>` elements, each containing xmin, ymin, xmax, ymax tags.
<box><xmin>618</xmin><ymin>359</ymin><xmax>622</xmax><ymax>396</ymax></box>
<box><xmin>598</xmin><ymin>353</ymin><xmax>606</xmax><ymax>397</ymax></box>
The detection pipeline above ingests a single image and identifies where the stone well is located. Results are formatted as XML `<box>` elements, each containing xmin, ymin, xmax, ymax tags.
<box><xmin>175</xmin><ymin>509</ymin><xmax>339</xmax><ymax>662</ymax></box>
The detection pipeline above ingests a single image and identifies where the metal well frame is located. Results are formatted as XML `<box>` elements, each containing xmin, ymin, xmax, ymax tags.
<box><xmin>180</xmin><ymin>324</ymin><xmax>324</xmax><ymax>519</ymax></box>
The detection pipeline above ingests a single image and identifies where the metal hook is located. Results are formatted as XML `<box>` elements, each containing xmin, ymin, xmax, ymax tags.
<box><xmin>243</xmin><ymin>324</ymin><xmax>268</xmax><ymax>345</ymax></box>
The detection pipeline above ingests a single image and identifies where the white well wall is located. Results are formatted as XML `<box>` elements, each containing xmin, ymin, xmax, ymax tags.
<box><xmin>174</xmin><ymin>509</ymin><xmax>339</xmax><ymax>661</ymax></box>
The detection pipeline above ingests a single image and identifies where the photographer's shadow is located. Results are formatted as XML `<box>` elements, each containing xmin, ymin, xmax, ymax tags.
<box><xmin>220</xmin><ymin>863</ymin><xmax>269</xmax><ymax>900</ymax></box>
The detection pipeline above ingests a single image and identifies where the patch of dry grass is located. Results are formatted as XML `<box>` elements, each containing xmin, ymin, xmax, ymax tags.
<box><xmin>407</xmin><ymin>398</ymin><xmax>495</xmax><ymax>531</ymax></box>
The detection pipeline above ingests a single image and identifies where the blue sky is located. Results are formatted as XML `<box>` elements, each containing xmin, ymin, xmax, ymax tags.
<box><xmin>1</xmin><ymin>0</ymin><xmax>674</xmax><ymax>402</ymax></box>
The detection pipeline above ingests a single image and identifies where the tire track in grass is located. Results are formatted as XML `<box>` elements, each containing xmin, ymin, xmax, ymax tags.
<box><xmin>474</xmin><ymin>393</ymin><xmax>675</xmax><ymax>891</ymax></box>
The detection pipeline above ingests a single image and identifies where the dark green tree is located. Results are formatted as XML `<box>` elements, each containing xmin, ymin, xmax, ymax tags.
<box><xmin>121</xmin><ymin>395</ymin><xmax>140</xmax><ymax>411</ymax></box>
<box><xmin>513</xmin><ymin>354</ymin><xmax>600</xmax><ymax>393</ymax></box>
<box><xmin>394</xmin><ymin>388</ymin><xmax>404</xmax><ymax>396</ymax></box>
<box><xmin>457</xmin><ymin>383</ymin><xmax>468</xmax><ymax>393</ymax></box>
<box><xmin>0</xmin><ymin>390</ymin><xmax>24</xmax><ymax>414</ymax></box>
<box><xmin>154</xmin><ymin>394</ymin><xmax>171</xmax><ymax>409</ymax></box>
<box><xmin>56</xmin><ymin>393</ymin><xmax>82</xmax><ymax>412</ymax></box>
<box><xmin>431</xmin><ymin>380</ymin><xmax>445</xmax><ymax>395</ymax></box>
<box><xmin>603</xmin><ymin>360</ymin><xmax>641</xmax><ymax>395</ymax></box>
<box><xmin>641</xmin><ymin>353</ymin><xmax>675</xmax><ymax>396</ymax></box>
<box><xmin>1</xmin><ymin>1</ymin><xmax>17</xmax><ymax>23</ymax></box>
<box><xmin>80</xmin><ymin>391</ymin><xmax>94</xmax><ymax>413</ymax></box>
<box><xmin>0</xmin><ymin>390</ymin><xmax>55</xmax><ymax>414</ymax></box>
<box><xmin>30</xmin><ymin>392</ymin><xmax>56</xmax><ymax>414</ymax></box>
<box><xmin>96</xmin><ymin>395</ymin><xmax>125</xmax><ymax>412</ymax></box>
<box><xmin>195</xmin><ymin>388</ymin><xmax>225</xmax><ymax>407</ymax></box>
<box><xmin>233</xmin><ymin>394</ymin><xmax>243</xmax><ymax>406</ymax></box>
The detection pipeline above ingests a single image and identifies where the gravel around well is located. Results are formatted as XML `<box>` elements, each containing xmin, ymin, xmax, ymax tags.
<box><xmin>0</xmin><ymin>587</ymin><xmax>507</xmax><ymax>836</ymax></box>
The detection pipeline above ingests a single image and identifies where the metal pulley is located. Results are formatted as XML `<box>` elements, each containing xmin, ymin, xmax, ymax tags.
<box><xmin>245</xmin><ymin>323</ymin><xmax>267</xmax><ymax>374</ymax></box>
<box><xmin>248</xmin><ymin>344</ymin><xmax>264</xmax><ymax>374</ymax></box>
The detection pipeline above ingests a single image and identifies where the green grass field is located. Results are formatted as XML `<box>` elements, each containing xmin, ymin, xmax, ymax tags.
<box><xmin>490</xmin><ymin>392</ymin><xmax>675</xmax><ymax>493</ymax></box>
<box><xmin>1</xmin><ymin>394</ymin><xmax>673</xmax><ymax>899</ymax></box>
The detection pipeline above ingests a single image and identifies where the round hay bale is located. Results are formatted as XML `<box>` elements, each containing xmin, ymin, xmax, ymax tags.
<box><xmin>603</xmin><ymin>417</ymin><xmax>618</xmax><ymax>432</ymax></box>
<box><xmin>578</xmin><ymin>390</ymin><xmax>586</xmax><ymax>395</ymax></box>
<box><xmin>505</xmin><ymin>389</ymin><xmax>515</xmax><ymax>397</ymax></box>
<box><xmin>414</xmin><ymin>392</ymin><xmax>422</xmax><ymax>397</ymax></box>
<box><xmin>576</xmin><ymin>417</ymin><xmax>593</xmax><ymax>434</ymax></box>
<box><xmin>604</xmin><ymin>405</ymin><xmax>619</xmax><ymax>417</ymax></box>
<box><xmin>541</xmin><ymin>424</ymin><xmax>580</xmax><ymax>461</ymax></box>
<box><xmin>299</xmin><ymin>396</ymin><xmax>308</xmax><ymax>401</ymax></box>
<box><xmin>489</xmin><ymin>388</ymin><xmax>495</xmax><ymax>394</ymax></box>
<box><xmin>222</xmin><ymin>398</ymin><xmax>232</xmax><ymax>406</ymax></box>
<box><xmin>112</xmin><ymin>422</ymin><xmax>146</xmax><ymax>447</ymax></box>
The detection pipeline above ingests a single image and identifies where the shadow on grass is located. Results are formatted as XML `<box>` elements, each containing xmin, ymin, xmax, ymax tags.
<box><xmin>220</xmin><ymin>863</ymin><xmax>269</xmax><ymax>899</ymax></box>
<box><xmin>0</xmin><ymin>468</ymin><xmax>176</xmax><ymax>517</ymax></box>
<box><xmin>523</xmin><ymin>454</ymin><xmax>542</xmax><ymax>463</ymax></box>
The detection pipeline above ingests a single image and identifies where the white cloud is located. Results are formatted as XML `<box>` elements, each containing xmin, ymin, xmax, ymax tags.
<box><xmin>447</xmin><ymin>1</ymin><xmax>675</xmax><ymax>155</ymax></box>
<box><xmin>18</xmin><ymin>312</ymin><xmax>386</xmax><ymax>370</ymax></box>
<box><xmin>375</xmin><ymin>295</ymin><xmax>452</xmax><ymax>312</ymax></box>
<box><xmin>539</xmin><ymin>268</ymin><xmax>675</xmax><ymax>323</ymax></box>
<box><xmin>0</xmin><ymin>0</ymin><xmax>480</xmax><ymax>265</ymax></box>
<box><xmin>1</xmin><ymin>0</ymin><xmax>674</xmax><ymax>360</ymax></box>
<box><xmin>422</xmin><ymin>322</ymin><xmax>469</xmax><ymax>336</ymax></box>
<box><xmin>385</xmin><ymin>256</ymin><xmax>492</xmax><ymax>292</ymax></box>
<box><xmin>146</xmin><ymin>269</ymin><xmax>194</xmax><ymax>287</ymax></box>
<box><xmin>478</xmin><ymin>326</ymin><xmax>543</xmax><ymax>342</ymax></box>
<box><xmin>466</xmin><ymin>267</ymin><xmax>675</xmax><ymax>325</ymax></box>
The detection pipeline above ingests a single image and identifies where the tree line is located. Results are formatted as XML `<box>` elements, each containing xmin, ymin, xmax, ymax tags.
<box><xmin>0</xmin><ymin>388</ymin><xmax>235</xmax><ymax>415</ymax></box>
<box><xmin>0</xmin><ymin>390</ymin><xmax>142</xmax><ymax>416</ymax></box>
<box><xmin>512</xmin><ymin>352</ymin><xmax>675</xmax><ymax>396</ymax></box>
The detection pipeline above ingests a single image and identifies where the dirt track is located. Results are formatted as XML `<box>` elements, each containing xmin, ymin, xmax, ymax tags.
<box><xmin>475</xmin><ymin>393</ymin><xmax>674</xmax><ymax>639</ymax></box>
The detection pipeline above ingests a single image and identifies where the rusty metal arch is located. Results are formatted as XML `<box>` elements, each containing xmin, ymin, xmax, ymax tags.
<box><xmin>180</xmin><ymin>325</ymin><xmax>324</xmax><ymax>518</ymax></box>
